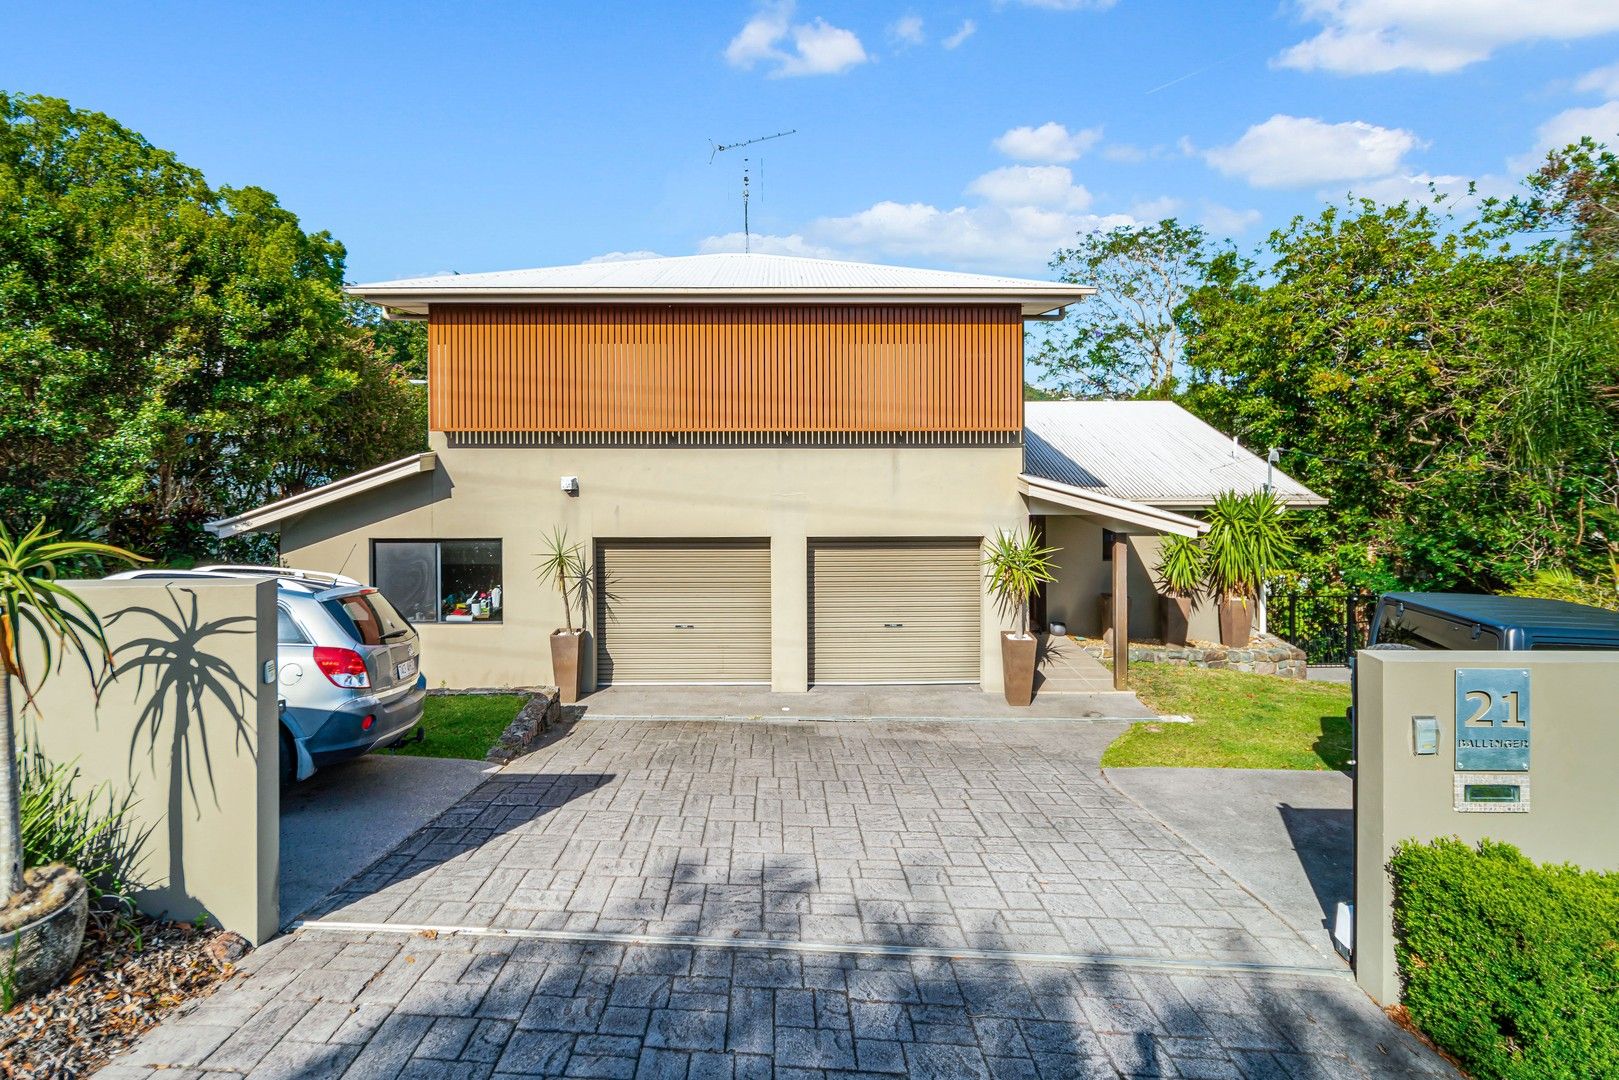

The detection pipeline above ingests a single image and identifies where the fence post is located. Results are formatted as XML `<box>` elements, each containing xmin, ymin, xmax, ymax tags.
<box><xmin>1288</xmin><ymin>594</ymin><xmax>1297</xmax><ymax>643</ymax></box>
<box><xmin>1344</xmin><ymin>594</ymin><xmax>1356</xmax><ymax>665</ymax></box>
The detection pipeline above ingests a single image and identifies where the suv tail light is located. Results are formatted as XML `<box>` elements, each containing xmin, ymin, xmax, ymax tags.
<box><xmin>313</xmin><ymin>646</ymin><xmax>371</xmax><ymax>689</ymax></box>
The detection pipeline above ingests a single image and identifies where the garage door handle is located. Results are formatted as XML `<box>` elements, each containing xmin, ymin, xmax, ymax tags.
<box><xmin>674</xmin><ymin>623</ymin><xmax>696</xmax><ymax>629</ymax></box>
<box><xmin>883</xmin><ymin>623</ymin><xmax>904</xmax><ymax>628</ymax></box>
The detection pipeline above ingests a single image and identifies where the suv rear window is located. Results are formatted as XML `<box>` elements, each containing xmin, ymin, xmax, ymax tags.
<box><xmin>323</xmin><ymin>590</ymin><xmax>413</xmax><ymax>646</ymax></box>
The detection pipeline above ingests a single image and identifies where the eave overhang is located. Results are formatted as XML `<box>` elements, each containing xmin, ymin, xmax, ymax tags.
<box><xmin>1019</xmin><ymin>474</ymin><xmax>1210</xmax><ymax>538</ymax></box>
<box><xmin>205</xmin><ymin>452</ymin><xmax>437</xmax><ymax>539</ymax></box>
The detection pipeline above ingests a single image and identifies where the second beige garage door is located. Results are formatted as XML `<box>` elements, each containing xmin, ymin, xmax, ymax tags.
<box><xmin>595</xmin><ymin>541</ymin><xmax>771</xmax><ymax>684</ymax></box>
<box><xmin>810</xmin><ymin>539</ymin><xmax>982</xmax><ymax>684</ymax></box>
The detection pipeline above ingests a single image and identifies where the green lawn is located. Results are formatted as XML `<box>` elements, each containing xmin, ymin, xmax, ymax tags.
<box><xmin>387</xmin><ymin>694</ymin><xmax>527</xmax><ymax>760</ymax></box>
<box><xmin>1101</xmin><ymin>663</ymin><xmax>1352</xmax><ymax>771</ymax></box>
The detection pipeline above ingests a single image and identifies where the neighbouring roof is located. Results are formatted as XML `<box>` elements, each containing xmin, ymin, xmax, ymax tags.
<box><xmin>1019</xmin><ymin>474</ymin><xmax>1208</xmax><ymax>537</ymax></box>
<box><xmin>205</xmin><ymin>452</ymin><xmax>436</xmax><ymax>539</ymax></box>
<box><xmin>1023</xmin><ymin>401</ymin><xmax>1326</xmax><ymax>509</ymax></box>
<box><xmin>347</xmin><ymin>252</ymin><xmax>1092</xmax><ymax>318</ymax></box>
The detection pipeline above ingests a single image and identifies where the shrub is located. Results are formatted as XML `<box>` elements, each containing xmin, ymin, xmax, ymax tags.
<box><xmin>1508</xmin><ymin>567</ymin><xmax>1619</xmax><ymax>612</ymax></box>
<box><xmin>17</xmin><ymin>750</ymin><xmax>143</xmax><ymax>909</ymax></box>
<box><xmin>1389</xmin><ymin>837</ymin><xmax>1619</xmax><ymax>1080</ymax></box>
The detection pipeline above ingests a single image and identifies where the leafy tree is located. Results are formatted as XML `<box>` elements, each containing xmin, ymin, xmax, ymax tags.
<box><xmin>1033</xmin><ymin>219</ymin><xmax>1210</xmax><ymax>398</ymax></box>
<box><xmin>0</xmin><ymin>93</ymin><xmax>426</xmax><ymax>561</ymax></box>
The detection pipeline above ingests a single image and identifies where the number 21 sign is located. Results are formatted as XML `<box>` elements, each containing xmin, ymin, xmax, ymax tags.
<box><xmin>1454</xmin><ymin>669</ymin><xmax>1531</xmax><ymax>772</ymax></box>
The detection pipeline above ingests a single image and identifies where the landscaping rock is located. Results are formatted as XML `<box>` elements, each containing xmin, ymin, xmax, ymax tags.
<box><xmin>486</xmin><ymin>687</ymin><xmax>561</xmax><ymax>764</ymax></box>
<box><xmin>202</xmin><ymin>931</ymin><xmax>250</xmax><ymax>966</ymax></box>
<box><xmin>1073</xmin><ymin>632</ymin><xmax>1308</xmax><ymax>679</ymax></box>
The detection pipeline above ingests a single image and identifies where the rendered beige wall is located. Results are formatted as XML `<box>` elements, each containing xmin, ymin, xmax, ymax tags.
<box><xmin>1354</xmin><ymin>651</ymin><xmax>1619</xmax><ymax>1005</ymax></box>
<box><xmin>278</xmin><ymin>436</ymin><xmax>1027</xmax><ymax>692</ymax></box>
<box><xmin>13</xmin><ymin>578</ymin><xmax>279</xmax><ymax>944</ymax></box>
<box><xmin>1041</xmin><ymin>523</ymin><xmax>1220</xmax><ymax>642</ymax></box>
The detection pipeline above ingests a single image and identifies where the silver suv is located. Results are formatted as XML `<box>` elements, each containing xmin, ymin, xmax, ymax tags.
<box><xmin>106</xmin><ymin>565</ymin><xmax>425</xmax><ymax>783</ymax></box>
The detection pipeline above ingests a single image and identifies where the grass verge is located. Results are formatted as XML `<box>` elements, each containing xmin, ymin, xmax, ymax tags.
<box><xmin>1101</xmin><ymin>662</ymin><xmax>1351</xmax><ymax>770</ymax></box>
<box><xmin>389</xmin><ymin>693</ymin><xmax>527</xmax><ymax>760</ymax></box>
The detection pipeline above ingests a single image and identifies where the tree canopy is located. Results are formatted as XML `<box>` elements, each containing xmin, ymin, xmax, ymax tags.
<box><xmin>0</xmin><ymin>92</ymin><xmax>425</xmax><ymax>561</ymax></box>
<box><xmin>1040</xmin><ymin>149</ymin><xmax>1619</xmax><ymax>596</ymax></box>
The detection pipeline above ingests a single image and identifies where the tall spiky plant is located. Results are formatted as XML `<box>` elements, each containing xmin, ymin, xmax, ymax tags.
<box><xmin>983</xmin><ymin>528</ymin><xmax>1059</xmax><ymax>638</ymax></box>
<box><xmin>0</xmin><ymin>521</ymin><xmax>144</xmax><ymax>896</ymax></box>
<box><xmin>1202</xmin><ymin>490</ymin><xmax>1295</xmax><ymax>606</ymax></box>
<box><xmin>534</xmin><ymin>528</ymin><xmax>586</xmax><ymax>634</ymax></box>
<box><xmin>1155</xmin><ymin>534</ymin><xmax>1206</xmax><ymax>599</ymax></box>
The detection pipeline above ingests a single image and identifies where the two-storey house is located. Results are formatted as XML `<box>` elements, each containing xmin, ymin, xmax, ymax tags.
<box><xmin>207</xmin><ymin>253</ymin><xmax>1320</xmax><ymax>693</ymax></box>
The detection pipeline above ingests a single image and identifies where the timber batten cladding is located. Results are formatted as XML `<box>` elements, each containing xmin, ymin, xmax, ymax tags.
<box><xmin>427</xmin><ymin>304</ymin><xmax>1023</xmax><ymax>434</ymax></box>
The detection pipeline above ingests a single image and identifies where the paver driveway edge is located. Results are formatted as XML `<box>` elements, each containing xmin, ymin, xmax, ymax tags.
<box><xmin>1098</xmin><ymin>765</ymin><xmax>1348</xmax><ymax>971</ymax></box>
<box><xmin>288</xmin><ymin>919</ymin><xmax>1354</xmax><ymax>979</ymax></box>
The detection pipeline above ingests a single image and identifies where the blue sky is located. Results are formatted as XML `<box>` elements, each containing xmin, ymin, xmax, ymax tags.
<box><xmin>6</xmin><ymin>1</ymin><xmax>1619</xmax><ymax>281</ymax></box>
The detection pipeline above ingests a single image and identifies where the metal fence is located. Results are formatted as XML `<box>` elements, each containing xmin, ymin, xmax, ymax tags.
<box><xmin>1275</xmin><ymin>589</ymin><xmax>1377</xmax><ymax>666</ymax></box>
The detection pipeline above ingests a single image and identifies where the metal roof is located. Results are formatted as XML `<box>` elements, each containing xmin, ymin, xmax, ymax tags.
<box><xmin>205</xmin><ymin>452</ymin><xmax>437</xmax><ymax>538</ymax></box>
<box><xmin>347</xmin><ymin>253</ymin><xmax>1092</xmax><ymax>317</ymax></box>
<box><xmin>1022</xmin><ymin>401</ymin><xmax>1325</xmax><ymax>508</ymax></box>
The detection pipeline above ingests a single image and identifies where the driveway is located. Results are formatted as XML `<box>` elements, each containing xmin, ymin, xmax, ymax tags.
<box><xmin>280</xmin><ymin>754</ymin><xmax>497</xmax><ymax>924</ymax></box>
<box><xmin>1104</xmin><ymin>768</ymin><xmax>1353</xmax><ymax>959</ymax></box>
<box><xmin>107</xmin><ymin>717</ymin><xmax>1451</xmax><ymax>1079</ymax></box>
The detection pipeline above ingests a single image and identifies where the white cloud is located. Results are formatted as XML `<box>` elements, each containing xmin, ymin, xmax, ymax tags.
<box><xmin>1006</xmin><ymin>0</ymin><xmax>1118</xmax><ymax>9</ymax></box>
<box><xmin>1199</xmin><ymin>203</ymin><xmax>1264</xmax><ymax>235</ymax></box>
<box><xmin>1204</xmin><ymin>114</ymin><xmax>1422</xmax><ymax>188</ymax></box>
<box><xmin>1336</xmin><ymin>171</ymin><xmax>1513</xmax><ymax>204</ymax></box>
<box><xmin>585</xmin><ymin>250</ymin><xmax>663</xmax><ymax>263</ymax></box>
<box><xmin>1575</xmin><ymin>61</ymin><xmax>1619</xmax><ymax>97</ymax></box>
<box><xmin>1102</xmin><ymin>143</ymin><xmax>1146</xmax><ymax>163</ymax></box>
<box><xmin>725</xmin><ymin>2</ymin><xmax>869</xmax><ymax>77</ymax></box>
<box><xmin>942</xmin><ymin>19</ymin><xmax>977</xmax><ymax>49</ymax></box>
<box><xmin>1512</xmin><ymin>100</ymin><xmax>1619</xmax><ymax>171</ymax></box>
<box><xmin>890</xmin><ymin>14</ymin><xmax>924</xmax><ymax>45</ymax></box>
<box><xmin>992</xmin><ymin>121</ymin><xmax>1103</xmax><ymax>163</ymax></box>
<box><xmin>812</xmin><ymin>200</ymin><xmax>1133</xmax><ymax>269</ymax></box>
<box><xmin>698</xmin><ymin>232</ymin><xmax>836</xmax><ymax>257</ymax></box>
<box><xmin>966</xmin><ymin>165</ymin><xmax>1093</xmax><ymax>210</ymax></box>
<box><xmin>1277</xmin><ymin>0</ymin><xmax>1619</xmax><ymax>75</ymax></box>
<box><xmin>1129</xmin><ymin>196</ymin><xmax>1183</xmax><ymax>219</ymax></box>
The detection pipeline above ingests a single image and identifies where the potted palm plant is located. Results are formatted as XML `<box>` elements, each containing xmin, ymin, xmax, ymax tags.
<box><xmin>0</xmin><ymin>520</ymin><xmax>142</xmax><ymax>999</ymax></box>
<box><xmin>535</xmin><ymin>529</ymin><xmax>590</xmax><ymax>703</ymax></box>
<box><xmin>1202</xmin><ymin>490</ymin><xmax>1294</xmax><ymax>647</ymax></box>
<box><xmin>983</xmin><ymin>528</ymin><xmax>1059</xmax><ymax>707</ymax></box>
<box><xmin>1155</xmin><ymin>534</ymin><xmax>1205</xmax><ymax>646</ymax></box>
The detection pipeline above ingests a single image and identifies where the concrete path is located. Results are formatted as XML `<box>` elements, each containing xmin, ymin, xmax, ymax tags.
<box><xmin>1104</xmin><ymin>769</ymin><xmax>1352</xmax><ymax>959</ymax></box>
<box><xmin>280</xmin><ymin>754</ymin><xmax>497</xmax><ymax>924</ymax></box>
<box><xmin>109</xmin><ymin>719</ymin><xmax>1449</xmax><ymax>1079</ymax></box>
<box><xmin>575</xmin><ymin>684</ymin><xmax>1153</xmax><ymax>722</ymax></box>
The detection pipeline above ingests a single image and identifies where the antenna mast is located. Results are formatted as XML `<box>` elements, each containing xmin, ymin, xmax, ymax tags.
<box><xmin>708</xmin><ymin>129</ymin><xmax>797</xmax><ymax>253</ymax></box>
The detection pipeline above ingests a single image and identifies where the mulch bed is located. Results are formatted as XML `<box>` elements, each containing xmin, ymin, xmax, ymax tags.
<box><xmin>0</xmin><ymin>914</ymin><xmax>247</xmax><ymax>1079</ymax></box>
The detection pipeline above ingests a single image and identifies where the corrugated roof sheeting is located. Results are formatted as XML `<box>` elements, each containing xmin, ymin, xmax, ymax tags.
<box><xmin>1022</xmin><ymin>401</ymin><xmax>1324</xmax><ymax>507</ymax></box>
<box><xmin>353</xmin><ymin>252</ymin><xmax>1078</xmax><ymax>294</ymax></box>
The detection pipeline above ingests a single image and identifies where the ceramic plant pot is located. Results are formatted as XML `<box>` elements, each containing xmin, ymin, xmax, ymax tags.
<box><xmin>1218</xmin><ymin>596</ymin><xmax>1253</xmax><ymax>647</ymax></box>
<box><xmin>550</xmin><ymin>630</ymin><xmax>583</xmax><ymax>704</ymax></box>
<box><xmin>1160</xmin><ymin>595</ymin><xmax>1193</xmax><ymax>646</ymax></box>
<box><xmin>0</xmin><ymin>865</ymin><xmax>88</xmax><ymax>1002</ymax></box>
<box><xmin>1001</xmin><ymin>631</ymin><xmax>1038</xmax><ymax>707</ymax></box>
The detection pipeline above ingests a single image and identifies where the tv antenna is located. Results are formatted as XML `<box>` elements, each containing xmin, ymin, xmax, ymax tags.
<box><xmin>709</xmin><ymin>129</ymin><xmax>797</xmax><ymax>253</ymax></box>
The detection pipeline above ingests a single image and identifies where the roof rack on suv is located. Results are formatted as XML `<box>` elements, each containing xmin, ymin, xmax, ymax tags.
<box><xmin>193</xmin><ymin>565</ymin><xmax>362</xmax><ymax>587</ymax></box>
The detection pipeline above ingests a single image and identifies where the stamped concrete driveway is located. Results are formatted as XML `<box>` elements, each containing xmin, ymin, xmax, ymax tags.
<box><xmin>105</xmin><ymin>718</ymin><xmax>1453</xmax><ymax>1079</ymax></box>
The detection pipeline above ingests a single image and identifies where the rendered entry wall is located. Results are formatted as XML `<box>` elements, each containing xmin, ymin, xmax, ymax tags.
<box><xmin>1353</xmin><ymin>650</ymin><xmax>1619</xmax><ymax>1005</ymax></box>
<box><xmin>12</xmin><ymin>578</ymin><xmax>280</xmax><ymax>944</ymax></box>
<box><xmin>278</xmin><ymin>434</ymin><xmax>1025</xmax><ymax>692</ymax></box>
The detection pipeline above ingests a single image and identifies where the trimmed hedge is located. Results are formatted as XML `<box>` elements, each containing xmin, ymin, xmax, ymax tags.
<box><xmin>1389</xmin><ymin>837</ymin><xmax>1619</xmax><ymax>1080</ymax></box>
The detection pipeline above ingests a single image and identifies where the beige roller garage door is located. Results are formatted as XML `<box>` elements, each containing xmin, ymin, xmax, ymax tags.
<box><xmin>810</xmin><ymin>539</ymin><xmax>982</xmax><ymax>684</ymax></box>
<box><xmin>595</xmin><ymin>541</ymin><xmax>771</xmax><ymax>684</ymax></box>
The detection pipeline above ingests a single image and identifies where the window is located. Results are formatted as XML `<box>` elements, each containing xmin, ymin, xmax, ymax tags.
<box><xmin>276</xmin><ymin>605</ymin><xmax>310</xmax><ymax>645</ymax></box>
<box><xmin>373</xmin><ymin>540</ymin><xmax>503</xmax><ymax>624</ymax></box>
<box><xmin>323</xmin><ymin>591</ymin><xmax>414</xmax><ymax>644</ymax></box>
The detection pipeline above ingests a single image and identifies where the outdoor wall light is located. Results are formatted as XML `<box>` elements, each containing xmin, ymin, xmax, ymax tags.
<box><xmin>560</xmin><ymin>476</ymin><xmax>580</xmax><ymax>496</ymax></box>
